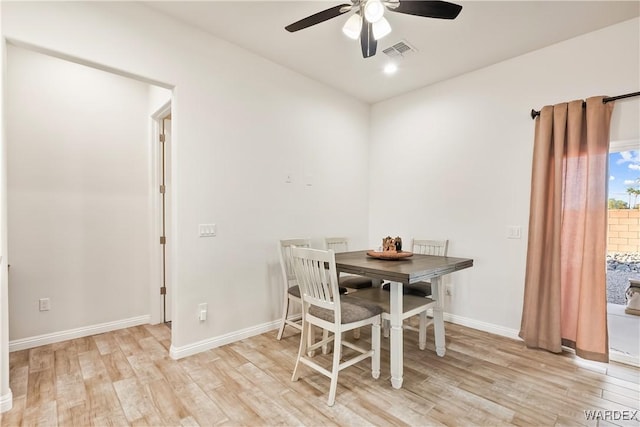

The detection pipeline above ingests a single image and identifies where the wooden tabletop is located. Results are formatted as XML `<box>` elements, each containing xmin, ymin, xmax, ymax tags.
<box><xmin>335</xmin><ymin>250</ymin><xmax>473</xmax><ymax>284</ymax></box>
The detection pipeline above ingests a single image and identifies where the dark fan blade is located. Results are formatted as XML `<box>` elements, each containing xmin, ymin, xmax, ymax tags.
<box><xmin>285</xmin><ymin>4</ymin><xmax>352</xmax><ymax>32</ymax></box>
<box><xmin>389</xmin><ymin>0</ymin><xmax>462</xmax><ymax>19</ymax></box>
<box><xmin>360</xmin><ymin>20</ymin><xmax>377</xmax><ymax>58</ymax></box>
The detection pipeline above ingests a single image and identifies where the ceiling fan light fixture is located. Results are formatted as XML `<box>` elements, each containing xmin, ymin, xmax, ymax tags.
<box><xmin>342</xmin><ymin>13</ymin><xmax>362</xmax><ymax>40</ymax></box>
<box><xmin>372</xmin><ymin>16</ymin><xmax>391</xmax><ymax>40</ymax></box>
<box><xmin>364</xmin><ymin>0</ymin><xmax>385</xmax><ymax>23</ymax></box>
<box><xmin>284</xmin><ymin>0</ymin><xmax>462</xmax><ymax>59</ymax></box>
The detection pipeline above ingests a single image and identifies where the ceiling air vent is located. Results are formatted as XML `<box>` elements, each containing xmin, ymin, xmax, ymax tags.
<box><xmin>382</xmin><ymin>40</ymin><xmax>418</xmax><ymax>58</ymax></box>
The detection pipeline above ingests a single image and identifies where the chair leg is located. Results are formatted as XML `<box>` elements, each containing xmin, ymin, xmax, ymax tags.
<box><xmin>383</xmin><ymin>318</ymin><xmax>390</xmax><ymax>338</ymax></box>
<box><xmin>291</xmin><ymin>317</ymin><xmax>308</xmax><ymax>382</ymax></box>
<box><xmin>327</xmin><ymin>331</ymin><xmax>342</xmax><ymax>407</ymax></box>
<box><xmin>321</xmin><ymin>329</ymin><xmax>330</xmax><ymax>355</ymax></box>
<box><xmin>307</xmin><ymin>323</ymin><xmax>317</xmax><ymax>357</ymax></box>
<box><xmin>371</xmin><ymin>319</ymin><xmax>381</xmax><ymax>379</ymax></box>
<box><xmin>277</xmin><ymin>295</ymin><xmax>291</xmax><ymax>340</ymax></box>
<box><xmin>418</xmin><ymin>311</ymin><xmax>427</xmax><ymax>350</ymax></box>
<box><xmin>353</xmin><ymin>328</ymin><xmax>360</xmax><ymax>340</ymax></box>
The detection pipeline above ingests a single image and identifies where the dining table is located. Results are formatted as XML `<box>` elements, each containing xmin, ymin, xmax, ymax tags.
<box><xmin>334</xmin><ymin>250</ymin><xmax>474</xmax><ymax>389</ymax></box>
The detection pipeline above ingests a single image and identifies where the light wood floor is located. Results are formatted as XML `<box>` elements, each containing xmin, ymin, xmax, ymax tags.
<box><xmin>1</xmin><ymin>321</ymin><xmax>639</xmax><ymax>426</ymax></box>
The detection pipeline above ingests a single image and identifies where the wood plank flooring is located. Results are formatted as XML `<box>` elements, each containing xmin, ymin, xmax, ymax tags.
<box><xmin>1</xmin><ymin>321</ymin><xmax>638</xmax><ymax>426</ymax></box>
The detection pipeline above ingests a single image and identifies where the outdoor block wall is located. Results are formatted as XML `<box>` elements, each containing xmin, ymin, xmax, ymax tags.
<box><xmin>608</xmin><ymin>209</ymin><xmax>640</xmax><ymax>253</ymax></box>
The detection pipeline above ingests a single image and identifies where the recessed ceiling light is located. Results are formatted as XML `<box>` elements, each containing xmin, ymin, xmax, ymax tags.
<box><xmin>383</xmin><ymin>63</ymin><xmax>398</xmax><ymax>75</ymax></box>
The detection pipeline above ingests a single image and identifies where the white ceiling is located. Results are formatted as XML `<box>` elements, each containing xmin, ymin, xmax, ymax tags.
<box><xmin>145</xmin><ymin>1</ymin><xmax>640</xmax><ymax>103</ymax></box>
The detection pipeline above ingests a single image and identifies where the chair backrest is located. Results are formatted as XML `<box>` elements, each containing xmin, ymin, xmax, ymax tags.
<box><xmin>279</xmin><ymin>238</ymin><xmax>312</xmax><ymax>287</ymax></box>
<box><xmin>412</xmin><ymin>239</ymin><xmax>449</xmax><ymax>256</ymax></box>
<box><xmin>324</xmin><ymin>237</ymin><xmax>349</xmax><ymax>253</ymax></box>
<box><xmin>291</xmin><ymin>247</ymin><xmax>341</xmax><ymax>319</ymax></box>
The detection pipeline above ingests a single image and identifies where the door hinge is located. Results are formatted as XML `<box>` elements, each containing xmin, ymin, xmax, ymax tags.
<box><xmin>160</xmin><ymin>286</ymin><xmax>167</xmax><ymax>295</ymax></box>
<box><xmin>160</xmin><ymin>185</ymin><xmax>166</xmax><ymax>194</ymax></box>
<box><xmin>160</xmin><ymin>236</ymin><xmax>166</xmax><ymax>245</ymax></box>
<box><xmin>159</xmin><ymin>134</ymin><xmax>166</xmax><ymax>143</ymax></box>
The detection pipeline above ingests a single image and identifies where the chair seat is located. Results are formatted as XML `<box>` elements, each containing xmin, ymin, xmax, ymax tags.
<box><xmin>406</xmin><ymin>281</ymin><xmax>432</xmax><ymax>297</ymax></box>
<box><xmin>349</xmin><ymin>287</ymin><xmax>435</xmax><ymax>316</ymax></box>
<box><xmin>309</xmin><ymin>295</ymin><xmax>383</xmax><ymax>324</ymax></box>
<box><xmin>287</xmin><ymin>285</ymin><xmax>301</xmax><ymax>298</ymax></box>
<box><xmin>339</xmin><ymin>275</ymin><xmax>374</xmax><ymax>289</ymax></box>
<box><xmin>382</xmin><ymin>281</ymin><xmax>432</xmax><ymax>297</ymax></box>
<box><xmin>381</xmin><ymin>282</ymin><xmax>410</xmax><ymax>294</ymax></box>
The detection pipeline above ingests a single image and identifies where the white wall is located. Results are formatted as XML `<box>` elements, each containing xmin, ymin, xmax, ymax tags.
<box><xmin>149</xmin><ymin>86</ymin><xmax>172</xmax><ymax>116</ymax></box>
<box><xmin>1</xmin><ymin>1</ymin><xmax>370</xmax><ymax>357</ymax></box>
<box><xmin>0</xmin><ymin>0</ymin><xmax>12</xmax><ymax>412</ymax></box>
<box><xmin>6</xmin><ymin>45</ymin><xmax>156</xmax><ymax>339</ymax></box>
<box><xmin>369</xmin><ymin>18</ymin><xmax>640</xmax><ymax>334</ymax></box>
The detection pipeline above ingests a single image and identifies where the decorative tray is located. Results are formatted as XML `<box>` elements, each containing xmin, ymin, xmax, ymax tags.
<box><xmin>366</xmin><ymin>250</ymin><xmax>413</xmax><ymax>260</ymax></box>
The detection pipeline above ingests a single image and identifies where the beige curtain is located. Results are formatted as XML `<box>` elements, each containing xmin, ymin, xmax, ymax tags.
<box><xmin>520</xmin><ymin>96</ymin><xmax>614</xmax><ymax>362</ymax></box>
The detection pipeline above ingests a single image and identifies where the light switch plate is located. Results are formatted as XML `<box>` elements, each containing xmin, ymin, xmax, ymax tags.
<box><xmin>199</xmin><ymin>224</ymin><xmax>216</xmax><ymax>237</ymax></box>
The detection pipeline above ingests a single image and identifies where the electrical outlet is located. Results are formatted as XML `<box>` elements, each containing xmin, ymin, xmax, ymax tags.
<box><xmin>39</xmin><ymin>298</ymin><xmax>51</xmax><ymax>311</ymax></box>
<box><xmin>507</xmin><ymin>225</ymin><xmax>522</xmax><ymax>239</ymax></box>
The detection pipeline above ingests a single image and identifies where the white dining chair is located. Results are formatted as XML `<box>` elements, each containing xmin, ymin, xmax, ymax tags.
<box><xmin>324</xmin><ymin>236</ymin><xmax>374</xmax><ymax>342</ymax></box>
<box><xmin>276</xmin><ymin>238</ymin><xmax>311</xmax><ymax>340</ymax></box>
<box><xmin>382</xmin><ymin>239</ymin><xmax>448</xmax><ymax>297</ymax></box>
<box><xmin>324</xmin><ymin>237</ymin><xmax>374</xmax><ymax>290</ymax></box>
<box><xmin>349</xmin><ymin>285</ymin><xmax>438</xmax><ymax>351</ymax></box>
<box><xmin>404</xmin><ymin>239</ymin><xmax>449</xmax><ymax>297</ymax></box>
<box><xmin>290</xmin><ymin>247</ymin><xmax>381</xmax><ymax>407</ymax></box>
<box><xmin>368</xmin><ymin>238</ymin><xmax>449</xmax><ymax>350</ymax></box>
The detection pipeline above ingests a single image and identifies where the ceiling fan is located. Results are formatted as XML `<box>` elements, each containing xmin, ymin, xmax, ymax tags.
<box><xmin>285</xmin><ymin>0</ymin><xmax>462</xmax><ymax>59</ymax></box>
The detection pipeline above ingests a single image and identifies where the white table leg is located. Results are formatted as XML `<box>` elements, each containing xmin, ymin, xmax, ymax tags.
<box><xmin>431</xmin><ymin>276</ymin><xmax>446</xmax><ymax>357</ymax></box>
<box><xmin>390</xmin><ymin>281</ymin><xmax>404</xmax><ymax>389</ymax></box>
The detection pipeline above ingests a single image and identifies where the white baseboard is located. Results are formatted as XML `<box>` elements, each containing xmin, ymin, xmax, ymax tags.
<box><xmin>169</xmin><ymin>313</ymin><xmax>520</xmax><ymax>360</ymax></box>
<box><xmin>9</xmin><ymin>315</ymin><xmax>151</xmax><ymax>352</ymax></box>
<box><xmin>170</xmin><ymin>320</ymin><xmax>280</xmax><ymax>360</ymax></box>
<box><xmin>444</xmin><ymin>312</ymin><xmax>522</xmax><ymax>341</ymax></box>
<box><xmin>0</xmin><ymin>390</ymin><xmax>13</xmax><ymax>413</ymax></box>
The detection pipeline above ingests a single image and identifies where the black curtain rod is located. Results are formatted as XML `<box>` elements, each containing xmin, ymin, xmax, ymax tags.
<box><xmin>530</xmin><ymin>91</ymin><xmax>640</xmax><ymax>119</ymax></box>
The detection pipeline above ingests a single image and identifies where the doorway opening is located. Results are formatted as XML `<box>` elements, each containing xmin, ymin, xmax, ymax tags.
<box><xmin>607</xmin><ymin>140</ymin><xmax>640</xmax><ymax>366</ymax></box>
<box><xmin>6</xmin><ymin>43</ymin><xmax>173</xmax><ymax>353</ymax></box>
